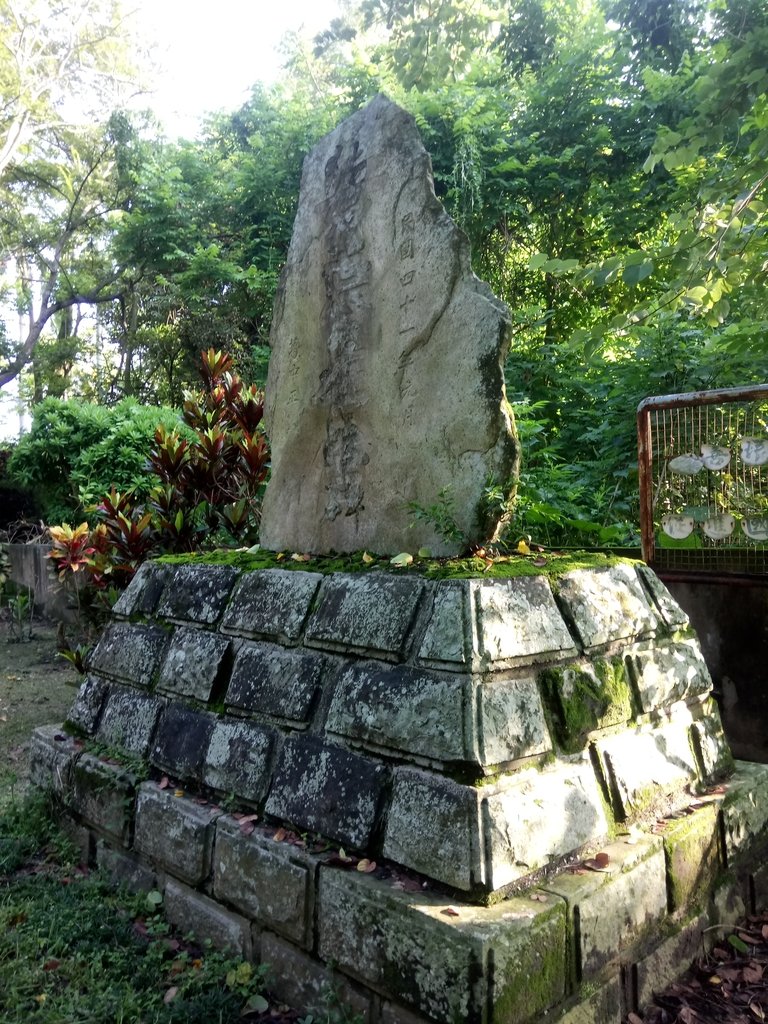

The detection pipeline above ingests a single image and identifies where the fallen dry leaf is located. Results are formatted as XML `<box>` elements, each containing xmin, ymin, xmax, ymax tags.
<box><xmin>441</xmin><ymin>906</ymin><xmax>460</xmax><ymax>917</ymax></box>
<box><xmin>356</xmin><ymin>858</ymin><xmax>376</xmax><ymax>873</ymax></box>
<box><xmin>583</xmin><ymin>858</ymin><xmax>611</xmax><ymax>873</ymax></box>
<box><xmin>273</xmin><ymin>827</ymin><xmax>287</xmax><ymax>842</ymax></box>
<box><xmin>163</xmin><ymin>987</ymin><xmax>178</xmax><ymax>1004</ymax></box>
<box><xmin>158</xmin><ymin>776</ymin><xmax>170</xmax><ymax>790</ymax></box>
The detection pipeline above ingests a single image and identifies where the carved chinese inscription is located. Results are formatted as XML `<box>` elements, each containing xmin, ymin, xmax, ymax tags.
<box><xmin>260</xmin><ymin>94</ymin><xmax>519</xmax><ymax>556</ymax></box>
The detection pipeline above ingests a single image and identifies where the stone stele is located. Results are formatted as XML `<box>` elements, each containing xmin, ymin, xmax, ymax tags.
<box><xmin>259</xmin><ymin>94</ymin><xmax>519</xmax><ymax>557</ymax></box>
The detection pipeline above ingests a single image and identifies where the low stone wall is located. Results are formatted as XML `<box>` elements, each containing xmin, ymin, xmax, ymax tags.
<box><xmin>29</xmin><ymin>558</ymin><xmax>768</xmax><ymax>1023</ymax></box>
<box><xmin>6</xmin><ymin>542</ymin><xmax>73</xmax><ymax>621</ymax></box>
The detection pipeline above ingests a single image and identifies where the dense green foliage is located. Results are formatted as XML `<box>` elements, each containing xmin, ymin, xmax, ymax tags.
<box><xmin>1</xmin><ymin>0</ymin><xmax>766</xmax><ymax>544</ymax></box>
<box><xmin>7</xmin><ymin>398</ymin><xmax>186</xmax><ymax>524</ymax></box>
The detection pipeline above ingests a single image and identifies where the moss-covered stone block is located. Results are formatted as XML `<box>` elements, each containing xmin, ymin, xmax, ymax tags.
<box><xmin>554</xmin><ymin>976</ymin><xmax>623</xmax><ymax>1024</ymax></box>
<box><xmin>471</xmin><ymin>576</ymin><xmax>578</xmax><ymax>669</ymax></box>
<box><xmin>595</xmin><ymin>720</ymin><xmax>700</xmax><ymax>821</ymax></box>
<box><xmin>134</xmin><ymin>783</ymin><xmax>221</xmax><ymax>885</ymax></box>
<box><xmin>265</xmin><ymin>735</ymin><xmax>388</xmax><ymax>850</ymax></box>
<box><xmin>213</xmin><ymin>816</ymin><xmax>317</xmax><ymax>946</ymax></box>
<box><xmin>691</xmin><ymin>699</ymin><xmax>734</xmax><ymax>781</ymax></box>
<box><xmin>202</xmin><ymin>718</ymin><xmax>274</xmax><ymax>803</ymax></box>
<box><xmin>150</xmin><ymin>705</ymin><xmax>217</xmax><ymax>782</ymax></box>
<box><xmin>317</xmin><ymin>867</ymin><xmax>567</xmax><ymax>1024</ymax></box>
<box><xmin>625</xmin><ymin>640</ymin><xmax>711</xmax><ymax>713</ymax></box>
<box><xmin>226</xmin><ymin>642</ymin><xmax>326</xmax><ymax>724</ymax></box>
<box><xmin>540</xmin><ymin>658</ymin><xmax>633</xmax><ymax>753</ymax></box>
<box><xmin>88</xmin><ymin>622</ymin><xmax>168</xmax><ymax>687</ymax></box>
<box><xmin>383</xmin><ymin>768</ymin><xmax>483</xmax><ymax>892</ymax></box>
<box><xmin>720</xmin><ymin>762</ymin><xmax>768</xmax><ymax>863</ymax></box>
<box><xmin>111</xmin><ymin>561</ymin><xmax>170</xmax><ymax>618</ymax></box>
<box><xmin>326</xmin><ymin>662</ymin><xmax>471</xmax><ymax>764</ymax></box>
<box><xmin>221</xmin><ymin>568</ymin><xmax>323</xmax><ymax>642</ymax></box>
<box><xmin>28</xmin><ymin>724</ymin><xmax>82</xmax><ymax>794</ymax></box>
<box><xmin>634</xmin><ymin>913</ymin><xmax>707</xmax><ymax>1014</ymax></box>
<box><xmin>662</xmin><ymin>803</ymin><xmax>721</xmax><ymax>912</ymax></box>
<box><xmin>305</xmin><ymin>574</ymin><xmax>426</xmax><ymax>661</ymax></box>
<box><xmin>156</xmin><ymin>564</ymin><xmax>238</xmax><ymax>625</ymax></box>
<box><xmin>66</xmin><ymin>675</ymin><xmax>109</xmax><ymax>735</ymax></box>
<box><xmin>69</xmin><ymin>753</ymin><xmax>136</xmax><ymax>844</ymax></box>
<box><xmin>556</xmin><ymin>565</ymin><xmax>660</xmax><ymax>649</ymax></box>
<box><xmin>96</xmin><ymin>686</ymin><xmax>164</xmax><ymax>756</ymax></box>
<box><xmin>157</xmin><ymin>627</ymin><xmax>231</xmax><ymax>702</ymax></box>
<box><xmin>542</xmin><ymin>836</ymin><xmax>667</xmax><ymax>979</ymax></box>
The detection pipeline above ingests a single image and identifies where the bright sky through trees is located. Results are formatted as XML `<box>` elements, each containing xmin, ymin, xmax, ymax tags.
<box><xmin>131</xmin><ymin>0</ymin><xmax>342</xmax><ymax>137</ymax></box>
<box><xmin>0</xmin><ymin>0</ymin><xmax>342</xmax><ymax>438</ymax></box>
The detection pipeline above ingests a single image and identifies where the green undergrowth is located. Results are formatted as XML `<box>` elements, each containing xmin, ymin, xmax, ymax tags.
<box><xmin>157</xmin><ymin>546</ymin><xmax>641</xmax><ymax>581</ymax></box>
<box><xmin>0</xmin><ymin>793</ymin><xmax>360</xmax><ymax>1024</ymax></box>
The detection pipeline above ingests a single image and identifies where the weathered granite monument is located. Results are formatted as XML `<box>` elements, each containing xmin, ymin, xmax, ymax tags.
<box><xmin>30</xmin><ymin>96</ymin><xmax>768</xmax><ymax>1024</ymax></box>
<box><xmin>260</xmin><ymin>94</ymin><xmax>518</xmax><ymax>556</ymax></box>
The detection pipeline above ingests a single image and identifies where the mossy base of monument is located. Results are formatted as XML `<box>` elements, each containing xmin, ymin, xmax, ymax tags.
<box><xmin>30</xmin><ymin>559</ymin><xmax>768</xmax><ymax>1023</ymax></box>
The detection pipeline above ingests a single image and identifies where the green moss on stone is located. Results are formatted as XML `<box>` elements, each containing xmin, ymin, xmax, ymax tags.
<box><xmin>663</xmin><ymin>804</ymin><xmax>721</xmax><ymax>913</ymax></box>
<box><xmin>493</xmin><ymin>900</ymin><xmax>567</xmax><ymax>1024</ymax></box>
<box><xmin>540</xmin><ymin>659</ymin><xmax>633</xmax><ymax>754</ymax></box>
<box><xmin>156</xmin><ymin>547</ymin><xmax>639</xmax><ymax>582</ymax></box>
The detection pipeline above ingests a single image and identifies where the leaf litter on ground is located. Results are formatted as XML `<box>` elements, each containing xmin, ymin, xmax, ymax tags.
<box><xmin>627</xmin><ymin>911</ymin><xmax>768</xmax><ymax>1023</ymax></box>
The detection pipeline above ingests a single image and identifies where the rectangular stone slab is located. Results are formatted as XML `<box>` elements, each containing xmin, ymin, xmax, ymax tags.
<box><xmin>156</xmin><ymin>564</ymin><xmax>238</xmax><ymax>624</ymax></box>
<box><xmin>88</xmin><ymin>622</ymin><xmax>168</xmax><ymax>686</ymax></box>
<box><xmin>202</xmin><ymin>718</ymin><xmax>274</xmax><ymax>803</ymax></box>
<box><xmin>213</xmin><ymin>816</ymin><xmax>315</xmax><ymax>946</ymax></box>
<box><xmin>225</xmin><ymin>641</ymin><xmax>325</xmax><ymax>724</ymax></box>
<box><xmin>265</xmin><ymin>735</ymin><xmax>388</xmax><ymax>850</ymax></box>
<box><xmin>96</xmin><ymin>686</ymin><xmax>164</xmax><ymax>756</ymax></box>
<box><xmin>134</xmin><ymin>784</ymin><xmax>221</xmax><ymax>885</ymax></box>
<box><xmin>317</xmin><ymin>867</ymin><xmax>567</xmax><ymax>1024</ymax></box>
<box><xmin>157</xmin><ymin>627</ymin><xmax>231</xmax><ymax>702</ymax></box>
<box><xmin>221</xmin><ymin>569</ymin><xmax>322</xmax><ymax>641</ymax></box>
<box><xmin>305</xmin><ymin>574</ymin><xmax>425</xmax><ymax>661</ymax></box>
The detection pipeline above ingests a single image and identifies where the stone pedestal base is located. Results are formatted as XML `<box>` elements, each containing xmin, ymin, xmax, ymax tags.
<box><xmin>30</xmin><ymin>559</ymin><xmax>768</xmax><ymax>1022</ymax></box>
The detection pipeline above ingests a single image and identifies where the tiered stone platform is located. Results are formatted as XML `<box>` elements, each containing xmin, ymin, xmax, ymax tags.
<box><xmin>31</xmin><ymin>557</ymin><xmax>768</xmax><ymax>1023</ymax></box>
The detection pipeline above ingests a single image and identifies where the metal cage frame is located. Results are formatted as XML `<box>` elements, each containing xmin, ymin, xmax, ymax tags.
<box><xmin>637</xmin><ymin>383</ymin><xmax>768</xmax><ymax>576</ymax></box>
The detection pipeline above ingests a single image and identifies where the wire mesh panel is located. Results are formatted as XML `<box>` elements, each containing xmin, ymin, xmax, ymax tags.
<box><xmin>638</xmin><ymin>384</ymin><xmax>768</xmax><ymax>575</ymax></box>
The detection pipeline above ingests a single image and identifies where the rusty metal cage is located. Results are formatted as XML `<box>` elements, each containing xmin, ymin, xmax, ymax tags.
<box><xmin>638</xmin><ymin>384</ymin><xmax>768</xmax><ymax>576</ymax></box>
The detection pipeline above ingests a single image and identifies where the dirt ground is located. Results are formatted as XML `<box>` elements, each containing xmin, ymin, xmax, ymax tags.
<box><xmin>0</xmin><ymin>617</ymin><xmax>79</xmax><ymax>807</ymax></box>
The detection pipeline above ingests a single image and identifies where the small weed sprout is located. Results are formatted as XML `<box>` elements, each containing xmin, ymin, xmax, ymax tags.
<box><xmin>406</xmin><ymin>487</ymin><xmax>465</xmax><ymax>547</ymax></box>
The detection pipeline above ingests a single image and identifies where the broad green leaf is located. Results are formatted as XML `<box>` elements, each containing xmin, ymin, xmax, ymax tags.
<box><xmin>622</xmin><ymin>260</ymin><xmax>654</xmax><ymax>286</ymax></box>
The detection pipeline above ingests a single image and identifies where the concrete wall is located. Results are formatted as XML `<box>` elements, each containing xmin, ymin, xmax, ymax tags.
<box><xmin>664</xmin><ymin>577</ymin><xmax>768</xmax><ymax>763</ymax></box>
<box><xmin>6</xmin><ymin>542</ymin><xmax>73</xmax><ymax>621</ymax></box>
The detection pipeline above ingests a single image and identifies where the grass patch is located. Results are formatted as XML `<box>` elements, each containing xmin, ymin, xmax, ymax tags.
<box><xmin>0</xmin><ymin>794</ymin><xmax>264</xmax><ymax>1024</ymax></box>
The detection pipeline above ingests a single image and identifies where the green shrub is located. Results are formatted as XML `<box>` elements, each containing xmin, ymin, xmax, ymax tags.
<box><xmin>7</xmin><ymin>398</ymin><xmax>188</xmax><ymax>525</ymax></box>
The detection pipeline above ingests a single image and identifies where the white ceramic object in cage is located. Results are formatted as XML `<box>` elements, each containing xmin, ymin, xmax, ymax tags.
<box><xmin>741</xmin><ymin>517</ymin><xmax>768</xmax><ymax>542</ymax></box>
<box><xmin>702</xmin><ymin>513</ymin><xmax>736</xmax><ymax>540</ymax></box>
<box><xmin>661</xmin><ymin>514</ymin><xmax>695</xmax><ymax>539</ymax></box>
<box><xmin>668</xmin><ymin>454</ymin><xmax>704</xmax><ymax>475</ymax></box>
<box><xmin>740</xmin><ymin>437</ymin><xmax>768</xmax><ymax>467</ymax></box>
<box><xmin>700</xmin><ymin>444</ymin><xmax>731</xmax><ymax>471</ymax></box>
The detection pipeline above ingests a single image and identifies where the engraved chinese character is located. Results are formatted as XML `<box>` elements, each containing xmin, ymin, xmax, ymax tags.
<box><xmin>401</xmin><ymin>212</ymin><xmax>415</xmax><ymax>234</ymax></box>
<box><xmin>399</xmin><ymin>238</ymin><xmax>414</xmax><ymax>260</ymax></box>
<box><xmin>400</xmin><ymin>270</ymin><xmax>415</xmax><ymax>286</ymax></box>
